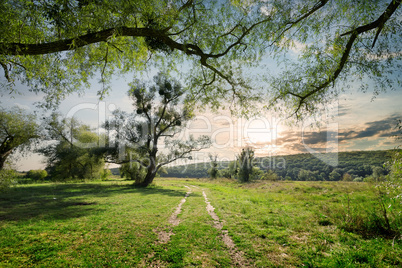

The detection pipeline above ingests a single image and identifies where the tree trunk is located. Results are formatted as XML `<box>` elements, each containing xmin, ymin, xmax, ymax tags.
<box><xmin>0</xmin><ymin>150</ymin><xmax>13</xmax><ymax>170</ymax></box>
<box><xmin>0</xmin><ymin>156</ymin><xmax>6</xmax><ymax>170</ymax></box>
<box><xmin>137</xmin><ymin>170</ymin><xmax>156</xmax><ymax>187</ymax></box>
<box><xmin>136</xmin><ymin>155</ymin><xmax>157</xmax><ymax>187</ymax></box>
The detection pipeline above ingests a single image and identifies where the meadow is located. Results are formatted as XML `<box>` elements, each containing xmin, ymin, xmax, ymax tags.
<box><xmin>0</xmin><ymin>178</ymin><xmax>401</xmax><ymax>267</ymax></box>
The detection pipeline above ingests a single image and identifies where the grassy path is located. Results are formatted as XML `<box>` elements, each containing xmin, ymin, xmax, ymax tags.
<box><xmin>150</xmin><ymin>185</ymin><xmax>249</xmax><ymax>267</ymax></box>
<box><xmin>150</xmin><ymin>184</ymin><xmax>247</xmax><ymax>267</ymax></box>
<box><xmin>202</xmin><ymin>189</ymin><xmax>248</xmax><ymax>267</ymax></box>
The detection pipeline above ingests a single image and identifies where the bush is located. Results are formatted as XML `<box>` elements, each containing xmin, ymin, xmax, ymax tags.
<box><xmin>342</xmin><ymin>173</ymin><xmax>353</xmax><ymax>181</ymax></box>
<box><xmin>219</xmin><ymin>169</ymin><xmax>232</xmax><ymax>179</ymax></box>
<box><xmin>120</xmin><ymin>162</ymin><xmax>146</xmax><ymax>184</ymax></box>
<box><xmin>208</xmin><ymin>154</ymin><xmax>219</xmax><ymax>179</ymax></box>
<box><xmin>100</xmin><ymin>169</ymin><xmax>112</xmax><ymax>181</ymax></box>
<box><xmin>377</xmin><ymin>149</ymin><xmax>402</xmax><ymax>235</ymax></box>
<box><xmin>260</xmin><ymin>169</ymin><xmax>279</xmax><ymax>181</ymax></box>
<box><xmin>26</xmin><ymin>169</ymin><xmax>48</xmax><ymax>181</ymax></box>
<box><xmin>363</xmin><ymin>176</ymin><xmax>375</xmax><ymax>182</ymax></box>
<box><xmin>0</xmin><ymin>169</ymin><xmax>18</xmax><ymax>191</ymax></box>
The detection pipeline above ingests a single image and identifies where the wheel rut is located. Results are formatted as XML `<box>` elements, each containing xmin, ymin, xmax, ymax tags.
<box><xmin>155</xmin><ymin>186</ymin><xmax>191</xmax><ymax>244</ymax></box>
<box><xmin>202</xmin><ymin>190</ymin><xmax>249</xmax><ymax>267</ymax></box>
<box><xmin>152</xmin><ymin>185</ymin><xmax>249</xmax><ymax>267</ymax></box>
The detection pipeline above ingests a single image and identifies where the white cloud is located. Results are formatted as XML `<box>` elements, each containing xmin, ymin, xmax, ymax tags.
<box><xmin>13</xmin><ymin>102</ymin><xmax>31</xmax><ymax>110</ymax></box>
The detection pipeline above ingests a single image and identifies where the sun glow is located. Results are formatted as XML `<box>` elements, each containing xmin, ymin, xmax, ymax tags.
<box><xmin>242</xmin><ymin>117</ymin><xmax>285</xmax><ymax>156</ymax></box>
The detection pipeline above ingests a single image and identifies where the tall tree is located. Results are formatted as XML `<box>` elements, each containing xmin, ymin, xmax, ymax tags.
<box><xmin>39</xmin><ymin>114</ymin><xmax>105</xmax><ymax>180</ymax></box>
<box><xmin>105</xmin><ymin>73</ymin><xmax>210</xmax><ymax>187</ymax></box>
<box><xmin>0</xmin><ymin>1</ymin><xmax>400</xmax><ymax>115</ymax></box>
<box><xmin>237</xmin><ymin>147</ymin><xmax>255</xmax><ymax>182</ymax></box>
<box><xmin>0</xmin><ymin>107</ymin><xmax>39</xmax><ymax>170</ymax></box>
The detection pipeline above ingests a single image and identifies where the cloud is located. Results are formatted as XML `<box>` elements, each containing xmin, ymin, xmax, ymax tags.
<box><xmin>13</xmin><ymin>102</ymin><xmax>31</xmax><ymax>111</ymax></box>
<box><xmin>272</xmin><ymin>114</ymin><xmax>401</xmax><ymax>155</ymax></box>
<box><xmin>338</xmin><ymin>104</ymin><xmax>351</xmax><ymax>117</ymax></box>
<box><xmin>339</xmin><ymin>114</ymin><xmax>401</xmax><ymax>142</ymax></box>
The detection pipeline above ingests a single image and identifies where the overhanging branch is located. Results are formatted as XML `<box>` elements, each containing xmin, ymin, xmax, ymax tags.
<box><xmin>287</xmin><ymin>0</ymin><xmax>401</xmax><ymax>117</ymax></box>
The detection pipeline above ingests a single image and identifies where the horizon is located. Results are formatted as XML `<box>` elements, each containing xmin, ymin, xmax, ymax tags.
<box><xmin>4</xmin><ymin>84</ymin><xmax>401</xmax><ymax>172</ymax></box>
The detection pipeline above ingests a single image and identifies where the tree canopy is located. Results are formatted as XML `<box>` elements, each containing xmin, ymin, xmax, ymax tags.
<box><xmin>1</xmin><ymin>0</ymin><xmax>401</xmax><ymax>115</ymax></box>
<box><xmin>38</xmin><ymin>113</ymin><xmax>105</xmax><ymax>180</ymax></box>
<box><xmin>0</xmin><ymin>106</ymin><xmax>39</xmax><ymax>170</ymax></box>
<box><xmin>105</xmin><ymin>73</ymin><xmax>210</xmax><ymax>186</ymax></box>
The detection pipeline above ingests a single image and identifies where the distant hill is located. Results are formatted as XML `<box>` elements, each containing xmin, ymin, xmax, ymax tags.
<box><xmin>162</xmin><ymin>150</ymin><xmax>395</xmax><ymax>181</ymax></box>
<box><xmin>109</xmin><ymin>168</ymin><xmax>120</xmax><ymax>176</ymax></box>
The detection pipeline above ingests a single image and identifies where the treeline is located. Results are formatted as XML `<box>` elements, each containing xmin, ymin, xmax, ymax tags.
<box><xmin>162</xmin><ymin>150</ymin><xmax>395</xmax><ymax>181</ymax></box>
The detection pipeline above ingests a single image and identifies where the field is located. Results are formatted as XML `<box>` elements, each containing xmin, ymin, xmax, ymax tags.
<box><xmin>1</xmin><ymin>178</ymin><xmax>401</xmax><ymax>267</ymax></box>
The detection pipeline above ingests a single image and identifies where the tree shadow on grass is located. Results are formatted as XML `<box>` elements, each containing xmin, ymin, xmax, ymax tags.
<box><xmin>0</xmin><ymin>183</ymin><xmax>188</xmax><ymax>222</ymax></box>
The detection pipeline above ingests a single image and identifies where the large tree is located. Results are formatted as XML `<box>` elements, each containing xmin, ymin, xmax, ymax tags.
<box><xmin>39</xmin><ymin>113</ymin><xmax>105</xmax><ymax>180</ymax></box>
<box><xmin>1</xmin><ymin>0</ymin><xmax>401</xmax><ymax>115</ymax></box>
<box><xmin>105</xmin><ymin>74</ymin><xmax>210</xmax><ymax>187</ymax></box>
<box><xmin>0</xmin><ymin>106</ymin><xmax>39</xmax><ymax>170</ymax></box>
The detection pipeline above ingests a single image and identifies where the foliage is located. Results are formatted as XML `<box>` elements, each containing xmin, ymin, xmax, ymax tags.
<box><xmin>0</xmin><ymin>106</ymin><xmax>39</xmax><ymax>170</ymax></box>
<box><xmin>26</xmin><ymin>169</ymin><xmax>48</xmax><ymax>181</ymax></box>
<box><xmin>0</xmin><ymin>168</ymin><xmax>18</xmax><ymax>191</ymax></box>
<box><xmin>342</xmin><ymin>173</ymin><xmax>353</xmax><ymax>182</ymax></box>
<box><xmin>257</xmin><ymin>151</ymin><xmax>391</xmax><ymax>181</ymax></box>
<box><xmin>208</xmin><ymin>154</ymin><xmax>219</xmax><ymax>179</ymax></box>
<box><xmin>100</xmin><ymin>169</ymin><xmax>112</xmax><ymax>181</ymax></box>
<box><xmin>163</xmin><ymin>150</ymin><xmax>392</xmax><ymax>181</ymax></box>
<box><xmin>39</xmin><ymin>114</ymin><xmax>105</xmax><ymax>181</ymax></box>
<box><xmin>353</xmin><ymin>177</ymin><xmax>364</xmax><ymax>182</ymax></box>
<box><xmin>331</xmin><ymin>192</ymin><xmax>400</xmax><ymax>238</ymax></box>
<box><xmin>260</xmin><ymin>169</ymin><xmax>279</xmax><ymax>181</ymax></box>
<box><xmin>1</xmin><ymin>1</ymin><xmax>401</xmax><ymax>116</ymax></box>
<box><xmin>329</xmin><ymin>149</ymin><xmax>402</xmax><ymax>238</ymax></box>
<box><xmin>105</xmin><ymin>73</ymin><xmax>210</xmax><ymax>187</ymax></box>
<box><xmin>237</xmin><ymin>147</ymin><xmax>255</xmax><ymax>182</ymax></box>
<box><xmin>329</xmin><ymin>170</ymin><xmax>342</xmax><ymax>181</ymax></box>
<box><xmin>372</xmin><ymin>166</ymin><xmax>385</xmax><ymax>181</ymax></box>
<box><xmin>120</xmin><ymin>161</ymin><xmax>147</xmax><ymax>185</ymax></box>
<box><xmin>298</xmin><ymin>169</ymin><xmax>320</xmax><ymax>181</ymax></box>
<box><xmin>164</xmin><ymin>162</ymin><xmax>212</xmax><ymax>178</ymax></box>
<box><xmin>379</xmin><ymin>149</ymin><xmax>402</xmax><ymax>234</ymax></box>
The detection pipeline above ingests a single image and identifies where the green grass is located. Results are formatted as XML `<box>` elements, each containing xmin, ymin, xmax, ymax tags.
<box><xmin>1</xmin><ymin>178</ymin><xmax>401</xmax><ymax>267</ymax></box>
<box><xmin>196</xmin><ymin>180</ymin><xmax>402</xmax><ymax>267</ymax></box>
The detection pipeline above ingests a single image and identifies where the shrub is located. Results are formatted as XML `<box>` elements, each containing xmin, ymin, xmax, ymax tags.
<box><xmin>331</xmin><ymin>194</ymin><xmax>390</xmax><ymax>237</ymax></box>
<box><xmin>377</xmin><ymin>149</ymin><xmax>402</xmax><ymax>235</ymax></box>
<box><xmin>208</xmin><ymin>154</ymin><xmax>219</xmax><ymax>179</ymax></box>
<box><xmin>100</xmin><ymin>169</ymin><xmax>112</xmax><ymax>181</ymax></box>
<box><xmin>342</xmin><ymin>173</ymin><xmax>353</xmax><ymax>181</ymax></box>
<box><xmin>220</xmin><ymin>169</ymin><xmax>232</xmax><ymax>179</ymax></box>
<box><xmin>260</xmin><ymin>169</ymin><xmax>279</xmax><ymax>181</ymax></box>
<box><xmin>0</xmin><ymin>169</ymin><xmax>18</xmax><ymax>191</ymax></box>
<box><xmin>363</xmin><ymin>176</ymin><xmax>375</xmax><ymax>182</ymax></box>
<box><xmin>26</xmin><ymin>169</ymin><xmax>48</xmax><ymax>181</ymax></box>
<box><xmin>120</xmin><ymin>162</ymin><xmax>146</xmax><ymax>184</ymax></box>
<box><xmin>237</xmin><ymin>147</ymin><xmax>254</xmax><ymax>182</ymax></box>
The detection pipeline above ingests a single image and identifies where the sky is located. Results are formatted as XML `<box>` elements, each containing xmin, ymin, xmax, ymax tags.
<box><xmin>2</xmin><ymin>66</ymin><xmax>401</xmax><ymax>172</ymax></box>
